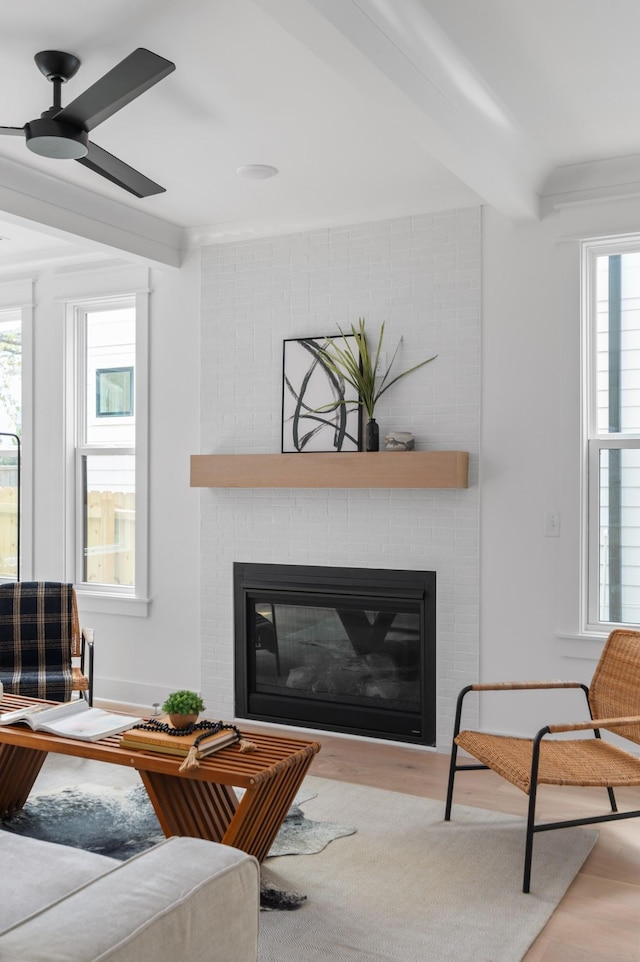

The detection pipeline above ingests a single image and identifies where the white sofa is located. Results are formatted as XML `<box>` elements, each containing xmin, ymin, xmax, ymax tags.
<box><xmin>0</xmin><ymin>832</ymin><xmax>260</xmax><ymax>961</ymax></box>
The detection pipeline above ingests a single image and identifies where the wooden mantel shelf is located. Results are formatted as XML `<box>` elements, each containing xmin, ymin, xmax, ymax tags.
<box><xmin>190</xmin><ymin>451</ymin><xmax>469</xmax><ymax>489</ymax></box>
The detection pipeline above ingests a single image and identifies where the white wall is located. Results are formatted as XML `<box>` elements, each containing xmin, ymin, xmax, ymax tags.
<box><xmin>480</xmin><ymin>196</ymin><xmax>640</xmax><ymax>737</ymax></box>
<box><xmin>199</xmin><ymin>211</ymin><xmax>481</xmax><ymax>749</ymax></box>
<box><xmin>9</xmin><ymin>185</ymin><xmax>639</xmax><ymax>746</ymax></box>
<box><xmin>18</xmin><ymin>250</ymin><xmax>202</xmax><ymax>710</ymax></box>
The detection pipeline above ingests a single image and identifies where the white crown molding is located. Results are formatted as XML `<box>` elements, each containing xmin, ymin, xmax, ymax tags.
<box><xmin>541</xmin><ymin>155</ymin><xmax>640</xmax><ymax>214</ymax></box>
<box><xmin>0</xmin><ymin>244</ymin><xmax>97</xmax><ymax>274</ymax></box>
<box><xmin>184</xmin><ymin>192</ymin><xmax>481</xmax><ymax>248</ymax></box>
<box><xmin>0</xmin><ymin>277</ymin><xmax>33</xmax><ymax>309</ymax></box>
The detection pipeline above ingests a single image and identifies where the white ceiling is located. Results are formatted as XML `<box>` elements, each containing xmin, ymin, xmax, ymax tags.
<box><xmin>2</xmin><ymin>0</ymin><xmax>640</xmax><ymax>264</ymax></box>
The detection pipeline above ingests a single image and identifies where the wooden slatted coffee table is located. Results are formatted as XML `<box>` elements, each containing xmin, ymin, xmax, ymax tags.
<box><xmin>0</xmin><ymin>694</ymin><xmax>320</xmax><ymax>863</ymax></box>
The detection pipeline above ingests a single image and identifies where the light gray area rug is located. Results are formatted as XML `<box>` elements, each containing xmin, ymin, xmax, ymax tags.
<box><xmin>259</xmin><ymin>776</ymin><xmax>598</xmax><ymax>962</ymax></box>
<box><xmin>1</xmin><ymin>756</ymin><xmax>597</xmax><ymax>958</ymax></box>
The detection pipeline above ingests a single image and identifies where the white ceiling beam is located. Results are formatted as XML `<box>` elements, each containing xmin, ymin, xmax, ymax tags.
<box><xmin>255</xmin><ymin>0</ymin><xmax>542</xmax><ymax>221</ymax></box>
<box><xmin>0</xmin><ymin>156</ymin><xmax>183</xmax><ymax>268</ymax></box>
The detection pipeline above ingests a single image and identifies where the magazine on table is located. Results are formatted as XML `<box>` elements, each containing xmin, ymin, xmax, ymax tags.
<box><xmin>0</xmin><ymin>699</ymin><xmax>142</xmax><ymax>741</ymax></box>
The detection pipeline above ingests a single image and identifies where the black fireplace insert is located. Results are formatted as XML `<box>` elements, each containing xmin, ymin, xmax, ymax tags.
<box><xmin>234</xmin><ymin>562</ymin><xmax>436</xmax><ymax>745</ymax></box>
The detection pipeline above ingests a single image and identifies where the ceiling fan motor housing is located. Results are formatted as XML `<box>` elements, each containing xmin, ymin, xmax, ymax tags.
<box><xmin>25</xmin><ymin>117</ymin><xmax>88</xmax><ymax>159</ymax></box>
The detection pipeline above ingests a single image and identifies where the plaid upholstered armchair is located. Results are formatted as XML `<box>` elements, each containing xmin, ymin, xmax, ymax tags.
<box><xmin>0</xmin><ymin>582</ymin><xmax>94</xmax><ymax>705</ymax></box>
<box><xmin>445</xmin><ymin>628</ymin><xmax>640</xmax><ymax>893</ymax></box>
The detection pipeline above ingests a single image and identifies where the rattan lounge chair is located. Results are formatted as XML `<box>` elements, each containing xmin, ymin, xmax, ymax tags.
<box><xmin>445</xmin><ymin>628</ymin><xmax>640</xmax><ymax>892</ymax></box>
<box><xmin>0</xmin><ymin>582</ymin><xmax>94</xmax><ymax>705</ymax></box>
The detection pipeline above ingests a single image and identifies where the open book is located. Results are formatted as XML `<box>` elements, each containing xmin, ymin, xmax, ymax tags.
<box><xmin>0</xmin><ymin>700</ymin><xmax>142</xmax><ymax>742</ymax></box>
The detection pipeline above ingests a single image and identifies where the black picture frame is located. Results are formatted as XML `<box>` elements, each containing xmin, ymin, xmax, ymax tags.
<box><xmin>96</xmin><ymin>367</ymin><xmax>134</xmax><ymax>418</ymax></box>
<box><xmin>281</xmin><ymin>336</ymin><xmax>361</xmax><ymax>453</ymax></box>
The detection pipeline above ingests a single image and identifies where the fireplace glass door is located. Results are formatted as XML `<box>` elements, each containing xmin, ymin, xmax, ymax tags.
<box><xmin>235</xmin><ymin>564</ymin><xmax>435</xmax><ymax>745</ymax></box>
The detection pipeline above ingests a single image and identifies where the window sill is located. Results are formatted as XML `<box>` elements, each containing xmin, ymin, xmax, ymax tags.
<box><xmin>74</xmin><ymin>588</ymin><xmax>151</xmax><ymax>618</ymax></box>
<box><xmin>556</xmin><ymin>630</ymin><xmax>608</xmax><ymax>661</ymax></box>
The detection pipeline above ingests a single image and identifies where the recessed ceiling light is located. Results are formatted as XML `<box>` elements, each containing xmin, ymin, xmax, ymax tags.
<box><xmin>236</xmin><ymin>164</ymin><xmax>279</xmax><ymax>180</ymax></box>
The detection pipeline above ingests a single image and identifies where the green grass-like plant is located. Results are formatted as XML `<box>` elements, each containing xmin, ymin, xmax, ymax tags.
<box><xmin>314</xmin><ymin>318</ymin><xmax>437</xmax><ymax>420</ymax></box>
<box><xmin>162</xmin><ymin>690</ymin><xmax>205</xmax><ymax>715</ymax></box>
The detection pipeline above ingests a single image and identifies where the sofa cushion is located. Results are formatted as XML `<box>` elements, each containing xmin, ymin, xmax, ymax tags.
<box><xmin>0</xmin><ymin>836</ymin><xmax>260</xmax><ymax>962</ymax></box>
<box><xmin>0</xmin><ymin>832</ymin><xmax>117</xmax><ymax>932</ymax></box>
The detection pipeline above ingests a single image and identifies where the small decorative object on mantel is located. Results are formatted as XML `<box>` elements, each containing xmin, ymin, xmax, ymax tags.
<box><xmin>312</xmin><ymin>318</ymin><xmax>437</xmax><ymax>452</ymax></box>
<box><xmin>366</xmin><ymin>418</ymin><xmax>379</xmax><ymax>452</ymax></box>
<box><xmin>384</xmin><ymin>432</ymin><xmax>415</xmax><ymax>451</ymax></box>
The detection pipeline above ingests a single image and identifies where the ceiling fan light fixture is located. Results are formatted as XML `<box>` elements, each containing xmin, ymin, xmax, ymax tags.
<box><xmin>236</xmin><ymin>164</ymin><xmax>278</xmax><ymax>180</ymax></box>
<box><xmin>25</xmin><ymin>118</ymin><xmax>88</xmax><ymax>159</ymax></box>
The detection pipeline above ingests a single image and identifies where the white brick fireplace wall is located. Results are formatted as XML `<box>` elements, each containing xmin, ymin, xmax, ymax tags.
<box><xmin>199</xmin><ymin>208</ymin><xmax>481</xmax><ymax>750</ymax></box>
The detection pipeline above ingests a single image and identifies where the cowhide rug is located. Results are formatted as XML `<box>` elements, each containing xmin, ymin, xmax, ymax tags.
<box><xmin>0</xmin><ymin>783</ymin><xmax>356</xmax><ymax>911</ymax></box>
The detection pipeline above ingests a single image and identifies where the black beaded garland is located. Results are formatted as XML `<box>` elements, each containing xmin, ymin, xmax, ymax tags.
<box><xmin>131</xmin><ymin>718</ymin><xmax>243</xmax><ymax>751</ymax></box>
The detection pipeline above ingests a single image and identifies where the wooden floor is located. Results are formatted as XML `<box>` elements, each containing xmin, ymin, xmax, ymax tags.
<box><xmin>251</xmin><ymin>723</ymin><xmax>640</xmax><ymax>962</ymax></box>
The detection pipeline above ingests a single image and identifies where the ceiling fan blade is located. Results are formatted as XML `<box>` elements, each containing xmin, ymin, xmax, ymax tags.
<box><xmin>0</xmin><ymin>127</ymin><xmax>24</xmax><ymax>136</ymax></box>
<box><xmin>76</xmin><ymin>140</ymin><xmax>165</xmax><ymax>198</ymax></box>
<box><xmin>56</xmin><ymin>48</ymin><xmax>175</xmax><ymax>132</ymax></box>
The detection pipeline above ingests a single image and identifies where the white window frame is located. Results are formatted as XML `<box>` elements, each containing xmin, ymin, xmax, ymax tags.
<box><xmin>0</xmin><ymin>282</ymin><xmax>34</xmax><ymax>584</ymax></box>
<box><xmin>66</xmin><ymin>291</ymin><xmax>149</xmax><ymax>616</ymax></box>
<box><xmin>582</xmin><ymin>236</ymin><xmax>640</xmax><ymax>632</ymax></box>
<box><xmin>20</xmin><ymin>299</ymin><xmax>34</xmax><ymax>582</ymax></box>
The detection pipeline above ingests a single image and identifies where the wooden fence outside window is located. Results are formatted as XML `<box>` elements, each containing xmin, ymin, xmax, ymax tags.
<box><xmin>0</xmin><ymin>487</ymin><xmax>135</xmax><ymax>586</ymax></box>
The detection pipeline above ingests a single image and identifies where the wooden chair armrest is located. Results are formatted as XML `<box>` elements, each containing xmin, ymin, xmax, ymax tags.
<box><xmin>547</xmin><ymin>715</ymin><xmax>640</xmax><ymax>734</ymax></box>
<box><xmin>451</xmin><ymin>681</ymin><xmax>590</xmax><ymax>742</ymax></box>
<box><xmin>472</xmin><ymin>681</ymin><xmax>583</xmax><ymax>692</ymax></box>
<box><xmin>80</xmin><ymin>627</ymin><xmax>95</xmax><ymax>706</ymax></box>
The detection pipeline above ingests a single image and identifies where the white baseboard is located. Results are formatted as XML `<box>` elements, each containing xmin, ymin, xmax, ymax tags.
<box><xmin>94</xmin><ymin>677</ymin><xmax>175</xmax><ymax>714</ymax></box>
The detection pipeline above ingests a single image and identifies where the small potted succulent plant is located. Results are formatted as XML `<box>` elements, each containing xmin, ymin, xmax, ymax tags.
<box><xmin>162</xmin><ymin>689</ymin><xmax>205</xmax><ymax>729</ymax></box>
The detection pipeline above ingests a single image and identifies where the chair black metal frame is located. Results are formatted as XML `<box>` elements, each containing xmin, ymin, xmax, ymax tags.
<box><xmin>444</xmin><ymin>630</ymin><xmax>640</xmax><ymax>892</ymax></box>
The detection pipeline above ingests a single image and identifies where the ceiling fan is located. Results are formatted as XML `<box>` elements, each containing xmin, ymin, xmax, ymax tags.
<box><xmin>0</xmin><ymin>48</ymin><xmax>175</xmax><ymax>198</ymax></box>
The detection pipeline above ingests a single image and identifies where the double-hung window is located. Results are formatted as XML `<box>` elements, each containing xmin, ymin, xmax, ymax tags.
<box><xmin>584</xmin><ymin>238</ymin><xmax>640</xmax><ymax>629</ymax></box>
<box><xmin>72</xmin><ymin>293</ymin><xmax>148</xmax><ymax>606</ymax></box>
<box><xmin>0</xmin><ymin>309</ymin><xmax>22</xmax><ymax>580</ymax></box>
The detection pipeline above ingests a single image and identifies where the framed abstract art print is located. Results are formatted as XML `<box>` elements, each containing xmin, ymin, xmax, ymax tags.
<box><xmin>281</xmin><ymin>336</ymin><xmax>361</xmax><ymax>453</ymax></box>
